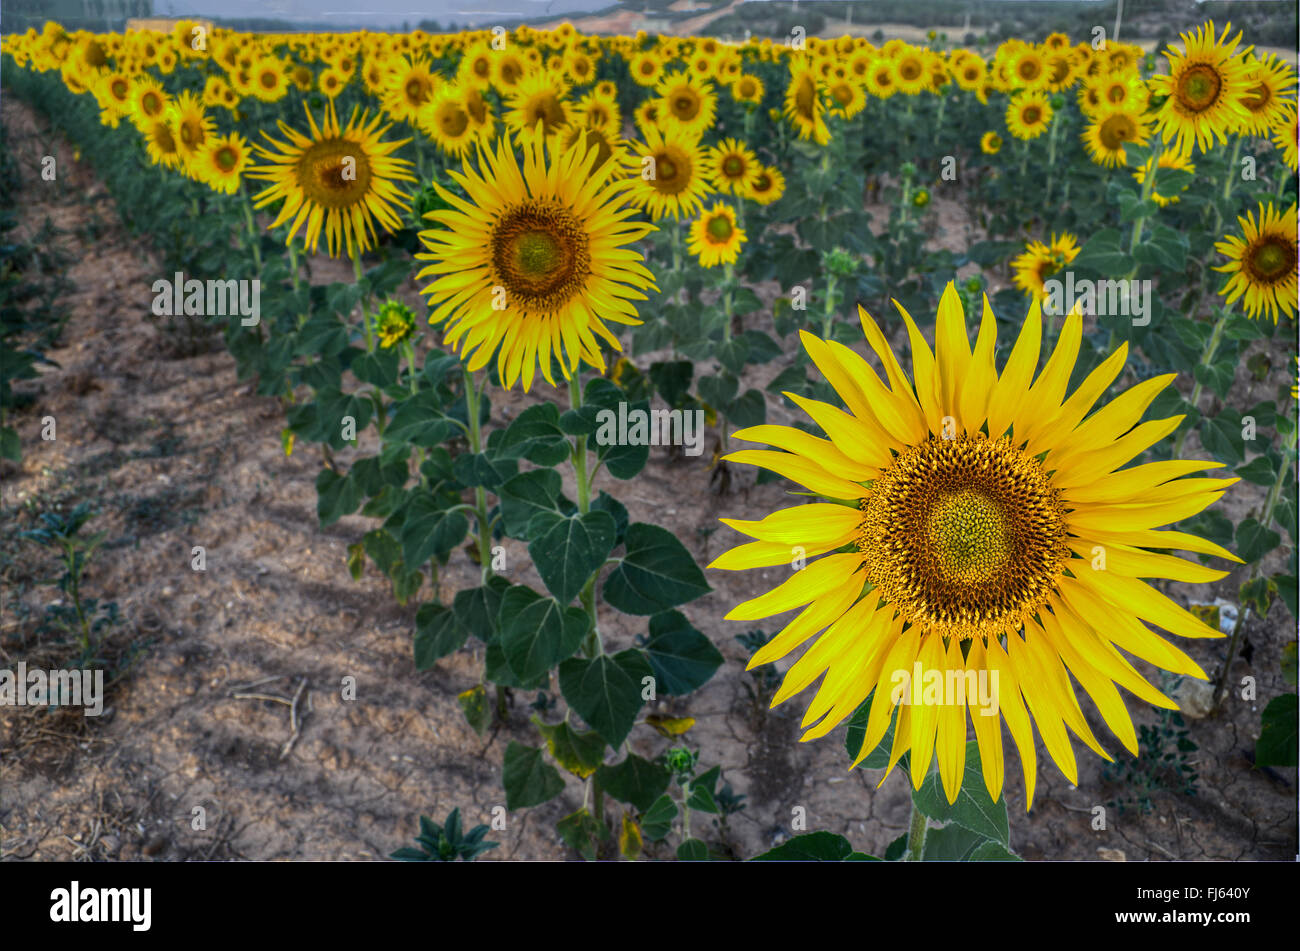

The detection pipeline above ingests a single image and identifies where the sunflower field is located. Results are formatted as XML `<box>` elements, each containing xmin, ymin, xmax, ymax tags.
<box><xmin>1</xmin><ymin>11</ymin><xmax>1297</xmax><ymax>866</ymax></box>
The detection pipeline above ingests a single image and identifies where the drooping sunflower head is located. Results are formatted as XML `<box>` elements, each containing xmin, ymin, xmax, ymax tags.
<box><xmin>142</xmin><ymin>115</ymin><xmax>182</xmax><ymax>170</ymax></box>
<box><xmin>415</xmin><ymin>131</ymin><xmax>657</xmax><ymax>391</ymax></box>
<box><xmin>1271</xmin><ymin>104</ymin><xmax>1299</xmax><ymax>171</ymax></box>
<box><xmin>625</xmin><ymin>124</ymin><xmax>714</xmax><ymax>221</ymax></box>
<box><xmin>166</xmin><ymin>90</ymin><xmax>214</xmax><ymax>169</ymax></box>
<box><xmin>687</xmin><ymin>202</ymin><xmax>746</xmax><ymax>268</ymax></box>
<box><xmin>711</xmin><ymin>285</ymin><xmax>1237</xmax><ymax>805</ymax></box>
<box><xmin>783</xmin><ymin>61</ymin><xmax>831</xmax><ymax>145</ymax></box>
<box><xmin>1213</xmin><ymin>201</ymin><xmax>1298</xmax><ymax>323</ymax></box>
<box><xmin>1012</xmin><ymin>232</ymin><xmax>1080</xmax><ymax>302</ymax></box>
<box><xmin>374</xmin><ymin>298</ymin><xmax>417</xmax><ymax>349</ymax></box>
<box><xmin>1149</xmin><ymin>20</ymin><xmax>1254</xmax><ymax>156</ymax></box>
<box><xmin>249</xmin><ymin>101</ymin><xmax>416</xmax><ymax>258</ymax></box>
<box><xmin>1081</xmin><ymin>107</ymin><xmax>1151</xmax><ymax>167</ymax></box>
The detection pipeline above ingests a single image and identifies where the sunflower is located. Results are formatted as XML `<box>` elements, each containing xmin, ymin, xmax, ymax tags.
<box><xmin>249</xmin><ymin>56</ymin><xmax>289</xmax><ymax>103</ymax></box>
<box><xmin>573</xmin><ymin>91</ymin><xmax>620</xmax><ymax>133</ymax></box>
<box><xmin>319</xmin><ymin>66</ymin><xmax>348</xmax><ymax>99</ymax></box>
<box><xmin>1081</xmin><ymin>108</ymin><xmax>1151</xmax><ymax>167</ymax></box>
<box><xmin>656</xmin><ymin>71</ymin><xmax>717</xmax><ymax>138</ymax></box>
<box><xmin>688</xmin><ymin>202</ymin><xmax>746</xmax><ymax>268</ymax></box>
<box><xmin>491</xmin><ymin>50</ymin><xmax>529</xmax><ymax>94</ymax></box>
<box><xmin>249</xmin><ymin>102</ymin><xmax>416</xmax><ymax>258</ymax></box>
<box><xmin>1008</xmin><ymin>45</ymin><xmax>1049</xmax><ymax>91</ymax></box>
<box><xmin>784</xmin><ymin>61</ymin><xmax>831</xmax><ymax>145</ymax></box>
<box><xmin>1271</xmin><ymin>106</ymin><xmax>1298</xmax><ymax>171</ymax></box>
<box><xmin>420</xmin><ymin>84</ymin><xmax>481</xmax><ymax>158</ymax></box>
<box><xmin>505</xmin><ymin>71</ymin><xmax>571</xmax><ymax>145</ymax></box>
<box><xmin>414</xmin><ymin>131</ymin><xmax>657</xmax><ymax>391</ymax></box>
<box><xmin>1213</xmin><ymin>201</ymin><xmax>1298</xmax><ymax>322</ymax></box>
<box><xmin>192</xmin><ymin>131</ymin><xmax>251</xmax><ymax>195</ymax></box>
<box><xmin>827</xmin><ymin>78</ymin><xmax>867</xmax><ymax>119</ymax></box>
<box><xmin>865</xmin><ymin>59</ymin><xmax>899</xmax><ymax>99</ymax></box>
<box><xmin>1005</xmin><ymin>90</ymin><xmax>1053</xmax><ymax>140</ymax></box>
<box><xmin>1148</xmin><ymin>21</ymin><xmax>1254</xmax><ymax>156</ymax></box>
<box><xmin>629</xmin><ymin>50</ymin><xmax>664</xmax><ymax>87</ymax></box>
<box><xmin>980</xmin><ymin>130</ymin><xmax>1003</xmax><ymax>154</ymax></box>
<box><xmin>706</xmin><ymin>137</ymin><xmax>760</xmax><ymax>196</ymax></box>
<box><xmin>953</xmin><ymin>57</ymin><xmax>987</xmax><ymax>92</ymax></box>
<box><xmin>1012</xmin><ymin>233</ymin><xmax>1080</xmax><ymax>303</ymax></box>
<box><xmin>732</xmin><ymin>73</ymin><xmax>764</xmax><ymax>105</ymax></box>
<box><xmin>710</xmin><ymin>287</ymin><xmax>1237</xmax><ymax>805</ymax></box>
<box><xmin>1131</xmin><ymin>152</ymin><xmax>1196</xmax><ymax>207</ymax></box>
<box><xmin>735</xmin><ymin>166</ymin><xmax>780</xmax><ymax>207</ymax></box>
<box><xmin>893</xmin><ymin>48</ymin><xmax>930</xmax><ymax>95</ymax></box>
<box><xmin>142</xmin><ymin>116</ymin><xmax>183</xmax><ymax>170</ymax></box>
<box><xmin>458</xmin><ymin>42</ymin><xmax>495</xmax><ymax>91</ymax></box>
<box><xmin>625</xmin><ymin>124</ymin><xmax>714</xmax><ymax>221</ymax></box>
<box><xmin>129</xmin><ymin>73</ymin><xmax>169</xmax><ymax>130</ymax></box>
<box><xmin>167</xmin><ymin>90</ymin><xmax>215</xmax><ymax>171</ymax></box>
<box><xmin>383</xmin><ymin>55</ymin><xmax>439</xmax><ymax>124</ymax></box>
<box><xmin>1237</xmin><ymin>54</ymin><xmax>1298</xmax><ymax>137</ymax></box>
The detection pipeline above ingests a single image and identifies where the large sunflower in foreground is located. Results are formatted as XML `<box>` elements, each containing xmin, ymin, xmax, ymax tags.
<box><xmin>1148</xmin><ymin>20</ymin><xmax>1253</xmax><ymax>156</ymax></box>
<box><xmin>1213</xmin><ymin>201</ymin><xmax>1298</xmax><ymax>322</ymax></box>
<box><xmin>710</xmin><ymin>286</ymin><xmax>1237</xmax><ymax>805</ymax></box>
<box><xmin>414</xmin><ymin>131</ymin><xmax>657</xmax><ymax>391</ymax></box>
<box><xmin>249</xmin><ymin>102</ymin><xmax>415</xmax><ymax>258</ymax></box>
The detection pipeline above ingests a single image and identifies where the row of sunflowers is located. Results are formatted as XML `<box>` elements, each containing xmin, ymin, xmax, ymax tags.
<box><xmin>1</xmin><ymin>16</ymin><xmax>1295</xmax><ymax>861</ymax></box>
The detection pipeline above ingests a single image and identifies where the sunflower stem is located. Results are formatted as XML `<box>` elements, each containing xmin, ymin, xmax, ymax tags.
<box><xmin>352</xmin><ymin>249</ymin><xmax>375</xmax><ymax>353</ymax></box>
<box><xmin>1213</xmin><ymin>406</ymin><xmax>1295</xmax><ymax>709</ymax></box>
<box><xmin>569</xmin><ymin>374</ymin><xmax>603</xmax><ymax>658</ymax></box>
<box><xmin>1044</xmin><ymin>112</ymin><xmax>1060</xmax><ymax>204</ymax></box>
<box><xmin>1222</xmin><ymin>136</ymin><xmax>1242</xmax><ymax>202</ymax></box>
<box><xmin>465</xmin><ymin>368</ymin><xmax>493</xmax><ymax>584</ymax></box>
<box><xmin>1171</xmin><ymin>310</ymin><xmax>1228</xmax><ymax>458</ymax></box>
<box><xmin>239</xmin><ymin>181</ymin><xmax>262</xmax><ymax>273</ymax></box>
<box><xmin>905</xmin><ymin>796</ymin><xmax>928</xmax><ymax>861</ymax></box>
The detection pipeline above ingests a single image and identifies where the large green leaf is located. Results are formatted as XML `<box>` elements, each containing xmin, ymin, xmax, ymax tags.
<box><xmin>385</xmin><ymin>390</ymin><xmax>458</xmax><ymax>447</ymax></box>
<box><xmin>502</xmin><ymin>742</ymin><xmax>564</xmax><ymax>811</ymax></box>
<box><xmin>752</xmin><ymin>831</ymin><xmax>875</xmax><ymax>861</ymax></box>
<box><xmin>498</xmin><ymin>585</ymin><xmax>588</xmax><ymax>683</ymax></box>
<box><xmin>534</xmin><ymin>716</ymin><xmax>607</xmax><ymax>778</ymax></box>
<box><xmin>527</xmin><ymin>509</ymin><xmax>618</xmax><ymax>605</ymax></box>
<box><xmin>642</xmin><ymin>610</ymin><xmax>723</xmax><ymax>695</ymax></box>
<box><xmin>558</xmin><ymin>649</ymin><xmax>654</xmax><ymax>748</ymax></box>
<box><xmin>499</xmin><ymin>468</ymin><xmax>564</xmax><ymax>539</ymax></box>
<box><xmin>1256</xmin><ymin>693</ymin><xmax>1298</xmax><ymax>767</ymax></box>
<box><xmin>413</xmin><ymin>603</ymin><xmax>466</xmax><ymax>670</ymax></box>
<box><xmin>603</xmin><ymin>523</ymin><xmax>711</xmax><ymax>615</ymax></box>
<box><xmin>912</xmin><ymin>740</ymin><xmax>1010</xmax><ymax>846</ymax></box>
<box><xmin>398</xmin><ymin>495</ymin><xmax>470</xmax><ymax>567</ymax></box>
<box><xmin>498</xmin><ymin>402</ymin><xmax>570</xmax><ymax>466</ymax></box>
<box><xmin>596</xmin><ymin>753</ymin><xmax>671</xmax><ymax>812</ymax></box>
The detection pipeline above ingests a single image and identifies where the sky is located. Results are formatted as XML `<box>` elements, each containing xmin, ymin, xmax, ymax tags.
<box><xmin>155</xmin><ymin>0</ymin><xmax>619</xmax><ymax>29</ymax></box>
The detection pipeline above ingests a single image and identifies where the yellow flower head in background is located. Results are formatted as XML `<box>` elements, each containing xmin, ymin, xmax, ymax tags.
<box><xmin>980</xmin><ymin>130</ymin><xmax>1003</xmax><ymax>154</ymax></box>
<box><xmin>1132</xmin><ymin>152</ymin><xmax>1196</xmax><ymax>207</ymax></box>
<box><xmin>249</xmin><ymin>101</ymin><xmax>416</xmax><ymax>258</ymax></box>
<box><xmin>415</xmin><ymin>131</ymin><xmax>657</xmax><ymax>391</ymax></box>
<box><xmin>1213</xmin><ymin>201</ymin><xmax>1298</xmax><ymax>322</ymax></box>
<box><xmin>1012</xmin><ymin>232</ymin><xmax>1080</xmax><ymax>303</ymax></box>
<box><xmin>1081</xmin><ymin>107</ymin><xmax>1151</xmax><ymax>167</ymax></box>
<box><xmin>1005</xmin><ymin>90</ymin><xmax>1053</xmax><ymax>139</ymax></box>
<box><xmin>1148</xmin><ymin>20</ymin><xmax>1253</xmax><ymax>156</ymax></box>
<box><xmin>688</xmin><ymin>202</ymin><xmax>745</xmax><ymax>267</ymax></box>
<box><xmin>711</xmin><ymin>287</ymin><xmax>1237</xmax><ymax>806</ymax></box>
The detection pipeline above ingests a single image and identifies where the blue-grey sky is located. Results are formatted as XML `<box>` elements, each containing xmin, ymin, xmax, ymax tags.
<box><xmin>155</xmin><ymin>0</ymin><xmax>618</xmax><ymax>29</ymax></box>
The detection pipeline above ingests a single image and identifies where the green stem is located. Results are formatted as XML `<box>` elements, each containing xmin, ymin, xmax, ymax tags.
<box><xmin>239</xmin><ymin>183</ymin><xmax>261</xmax><ymax>272</ymax></box>
<box><xmin>722</xmin><ymin>261</ymin><xmax>735</xmax><ymax>344</ymax></box>
<box><xmin>1171</xmin><ymin>311</ymin><xmax>1228</xmax><ymax>458</ymax></box>
<box><xmin>1213</xmin><ymin>411</ymin><xmax>1295</xmax><ymax>707</ymax></box>
<box><xmin>352</xmin><ymin>250</ymin><xmax>374</xmax><ymax>353</ymax></box>
<box><xmin>464</xmin><ymin>368</ymin><xmax>493</xmax><ymax>583</ymax></box>
<box><xmin>1222</xmin><ymin>136</ymin><xmax>1243</xmax><ymax>201</ymax></box>
<box><xmin>569</xmin><ymin>375</ymin><xmax>602</xmax><ymax>658</ymax></box>
<box><xmin>905</xmin><ymin>796</ymin><xmax>928</xmax><ymax>861</ymax></box>
<box><xmin>822</xmin><ymin>272</ymin><xmax>837</xmax><ymax>339</ymax></box>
